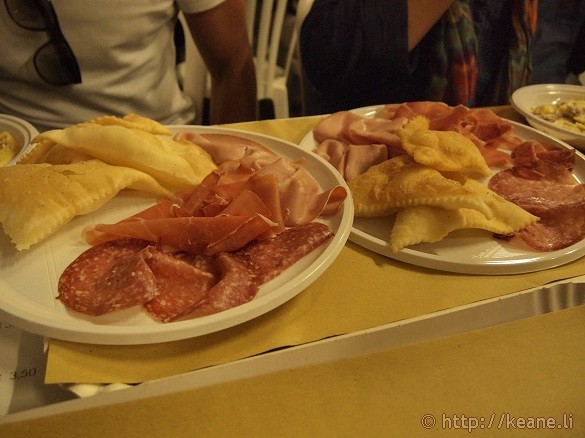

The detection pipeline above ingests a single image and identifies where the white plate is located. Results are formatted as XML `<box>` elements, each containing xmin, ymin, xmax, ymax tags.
<box><xmin>510</xmin><ymin>84</ymin><xmax>585</xmax><ymax>150</ymax></box>
<box><xmin>298</xmin><ymin>105</ymin><xmax>585</xmax><ymax>275</ymax></box>
<box><xmin>0</xmin><ymin>114</ymin><xmax>38</xmax><ymax>166</ymax></box>
<box><xmin>0</xmin><ymin>127</ymin><xmax>353</xmax><ymax>345</ymax></box>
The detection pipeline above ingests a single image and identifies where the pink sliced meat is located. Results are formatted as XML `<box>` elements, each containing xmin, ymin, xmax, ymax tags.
<box><xmin>488</xmin><ymin>171</ymin><xmax>585</xmax><ymax>214</ymax></box>
<box><xmin>489</xmin><ymin>143</ymin><xmax>585</xmax><ymax>251</ymax></box>
<box><xmin>57</xmin><ymin>239</ymin><xmax>156</xmax><ymax>316</ymax></box>
<box><xmin>344</xmin><ymin>144</ymin><xmax>389</xmax><ymax>181</ymax></box>
<box><xmin>204</xmin><ymin>214</ymin><xmax>277</xmax><ymax>254</ymax></box>
<box><xmin>187</xmin><ymin>222</ymin><xmax>335</xmax><ymax>318</ymax></box>
<box><xmin>143</xmin><ymin>249</ymin><xmax>216</xmax><ymax>322</ymax></box>
<box><xmin>390</xmin><ymin>101</ymin><xmax>453</xmax><ymax>121</ymax></box>
<box><xmin>249</xmin><ymin>173</ymin><xmax>285</xmax><ymax>237</ymax></box>
<box><xmin>236</xmin><ymin>221</ymin><xmax>335</xmax><ymax>283</ymax></box>
<box><xmin>516</xmin><ymin>201</ymin><xmax>585</xmax><ymax>251</ymax></box>
<box><xmin>88</xmin><ymin>215</ymin><xmax>276</xmax><ymax>254</ymax></box>
<box><xmin>279</xmin><ymin>169</ymin><xmax>347</xmax><ymax>226</ymax></box>
<box><xmin>315</xmin><ymin>139</ymin><xmax>348</xmax><ymax>175</ymax></box>
<box><xmin>174</xmin><ymin>132</ymin><xmax>276</xmax><ymax>165</ymax></box>
<box><xmin>346</xmin><ymin>117</ymin><xmax>406</xmax><ymax>147</ymax></box>
<box><xmin>186</xmin><ymin>252</ymin><xmax>259</xmax><ymax>318</ymax></box>
<box><xmin>312</xmin><ymin>111</ymin><xmax>365</xmax><ymax>144</ymax></box>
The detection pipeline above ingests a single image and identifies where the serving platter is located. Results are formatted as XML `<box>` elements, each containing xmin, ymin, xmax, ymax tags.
<box><xmin>298</xmin><ymin>105</ymin><xmax>585</xmax><ymax>275</ymax></box>
<box><xmin>0</xmin><ymin>126</ymin><xmax>353</xmax><ymax>345</ymax></box>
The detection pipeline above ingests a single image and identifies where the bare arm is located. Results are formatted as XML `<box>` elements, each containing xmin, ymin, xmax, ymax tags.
<box><xmin>407</xmin><ymin>0</ymin><xmax>455</xmax><ymax>50</ymax></box>
<box><xmin>184</xmin><ymin>0</ymin><xmax>257</xmax><ymax>124</ymax></box>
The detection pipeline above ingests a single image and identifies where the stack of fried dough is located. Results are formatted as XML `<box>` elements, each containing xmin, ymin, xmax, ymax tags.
<box><xmin>348</xmin><ymin>116</ymin><xmax>539</xmax><ymax>252</ymax></box>
<box><xmin>0</xmin><ymin>114</ymin><xmax>216</xmax><ymax>250</ymax></box>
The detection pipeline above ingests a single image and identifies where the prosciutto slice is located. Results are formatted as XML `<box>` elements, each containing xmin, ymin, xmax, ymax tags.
<box><xmin>88</xmin><ymin>215</ymin><xmax>277</xmax><ymax>254</ymax></box>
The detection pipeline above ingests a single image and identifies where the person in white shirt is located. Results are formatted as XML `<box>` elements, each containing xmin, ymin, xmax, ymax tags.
<box><xmin>0</xmin><ymin>0</ymin><xmax>257</xmax><ymax>131</ymax></box>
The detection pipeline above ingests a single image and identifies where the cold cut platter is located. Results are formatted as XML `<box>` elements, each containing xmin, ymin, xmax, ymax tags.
<box><xmin>0</xmin><ymin>126</ymin><xmax>353</xmax><ymax>345</ymax></box>
<box><xmin>298</xmin><ymin>104</ymin><xmax>585</xmax><ymax>275</ymax></box>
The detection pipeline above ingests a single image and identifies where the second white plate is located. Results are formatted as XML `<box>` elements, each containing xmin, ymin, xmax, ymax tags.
<box><xmin>299</xmin><ymin>106</ymin><xmax>585</xmax><ymax>275</ymax></box>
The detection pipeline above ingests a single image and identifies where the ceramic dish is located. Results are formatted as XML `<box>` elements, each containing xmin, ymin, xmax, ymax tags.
<box><xmin>299</xmin><ymin>105</ymin><xmax>585</xmax><ymax>275</ymax></box>
<box><xmin>0</xmin><ymin>114</ymin><xmax>38</xmax><ymax>166</ymax></box>
<box><xmin>0</xmin><ymin>127</ymin><xmax>353</xmax><ymax>345</ymax></box>
<box><xmin>510</xmin><ymin>83</ymin><xmax>585</xmax><ymax>149</ymax></box>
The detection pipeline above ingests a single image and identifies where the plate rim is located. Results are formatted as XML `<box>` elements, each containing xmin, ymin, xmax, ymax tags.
<box><xmin>0</xmin><ymin>125</ymin><xmax>353</xmax><ymax>345</ymax></box>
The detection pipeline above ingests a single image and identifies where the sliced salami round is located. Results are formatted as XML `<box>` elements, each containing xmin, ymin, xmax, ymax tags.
<box><xmin>236</xmin><ymin>222</ymin><xmax>334</xmax><ymax>283</ymax></box>
<box><xmin>142</xmin><ymin>249</ymin><xmax>216</xmax><ymax>323</ymax></box>
<box><xmin>57</xmin><ymin>239</ymin><xmax>156</xmax><ymax>316</ymax></box>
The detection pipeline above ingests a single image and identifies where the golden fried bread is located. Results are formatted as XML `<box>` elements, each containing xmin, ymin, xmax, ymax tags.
<box><xmin>34</xmin><ymin>124</ymin><xmax>216</xmax><ymax>189</ymax></box>
<box><xmin>389</xmin><ymin>178</ymin><xmax>539</xmax><ymax>252</ymax></box>
<box><xmin>17</xmin><ymin>139</ymin><xmax>92</xmax><ymax>165</ymax></box>
<box><xmin>348</xmin><ymin>155</ymin><xmax>492</xmax><ymax>219</ymax></box>
<box><xmin>0</xmin><ymin>160</ymin><xmax>172</xmax><ymax>250</ymax></box>
<box><xmin>87</xmin><ymin>113</ymin><xmax>171</xmax><ymax>135</ymax></box>
<box><xmin>398</xmin><ymin>116</ymin><xmax>491</xmax><ymax>177</ymax></box>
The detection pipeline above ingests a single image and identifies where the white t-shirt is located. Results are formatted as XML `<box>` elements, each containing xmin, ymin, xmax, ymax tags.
<box><xmin>0</xmin><ymin>0</ymin><xmax>224</xmax><ymax>131</ymax></box>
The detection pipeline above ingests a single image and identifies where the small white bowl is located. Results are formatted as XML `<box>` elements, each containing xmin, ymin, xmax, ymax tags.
<box><xmin>0</xmin><ymin>114</ymin><xmax>39</xmax><ymax>166</ymax></box>
<box><xmin>510</xmin><ymin>84</ymin><xmax>585</xmax><ymax>150</ymax></box>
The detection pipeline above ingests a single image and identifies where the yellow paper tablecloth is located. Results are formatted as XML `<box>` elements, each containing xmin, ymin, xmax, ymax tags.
<box><xmin>45</xmin><ymin>110</ymin><xmax>585</xmax><ymax>384</ymax></box>
<box><xmin>9</xmin><ymin>303</ymin><xmax>585</xmax><ymax>436</ymax></box>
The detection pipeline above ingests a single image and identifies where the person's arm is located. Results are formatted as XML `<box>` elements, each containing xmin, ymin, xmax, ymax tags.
<box><xmin>184</xmin><ymin>0</ymin><xmax>257</xmax><ymax>124</ymax></box>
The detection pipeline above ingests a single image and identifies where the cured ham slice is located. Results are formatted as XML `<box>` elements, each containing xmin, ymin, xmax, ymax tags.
<box><xmin>173</xmin><ymin>132</ymin><xmax>276</xmax><ymax>166</ymax></box>
<box><xmin>312</xmin><ymin>111</ymin><xmax>365</xmax><ymax>144</ymax></box>
<box><xmin>87</xmin><ymin>215</ymin><xmax>276</xmax><ymax>254</ymax></box>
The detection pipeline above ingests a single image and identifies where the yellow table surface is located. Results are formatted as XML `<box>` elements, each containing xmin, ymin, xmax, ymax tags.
<box><xmin>6</xmin><ymin>304</ymin><xmax>584</xmax><ymax>436</ymax></box>
<box><xmin>45</xmin><ymin>108</ymin><xmax>585</xmax><ymax>384</ymax></box>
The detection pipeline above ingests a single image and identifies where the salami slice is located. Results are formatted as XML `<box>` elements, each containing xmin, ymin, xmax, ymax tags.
<box><xmin>59</xmin><ymin>223</ymin><xmax>335</xmax><ymax>321</ymax></box>
<box><xmin>186</xmin><ymin>222</ymin><xmax>334</xmax><ymax>318</ymax></box>
<box><xmin>188</xmin><ymin>252</ymin><xmax>259</xmax><ymax>318</ymax></box>
<box><xmin>143</xmin><ymin>249</ymin><xmax>216</xmax><ymax>322</ymax></box>
<box><xmin>488</xmin><ymin>171</ymin><xmax>585</xmax><ymax>214</ymax></box>
<box><xmin>57</xmin><ymin>239</ymin><xmax>156</xmax><ymax>316</ymax></box>
<box><xmin>236</xmin><ymin>222</ymin><xmax>335</xmax><ymax>283</ymax></box>
<box><xmin>488</xmin><ymin>143</ymin><xmax>585</xmax><ymax>251</ymax></box>
<box><xmin>516</xmin><ymin>201</ymin><xmax>585</xmax><ymax>251</ymax></box>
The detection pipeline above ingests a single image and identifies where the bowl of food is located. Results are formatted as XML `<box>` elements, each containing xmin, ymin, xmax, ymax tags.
<box><xmin>510</xmin><ymin>83</ymin><xmax>585</xmax><ymax>149</ymax></box>
<box><xmin>0</xmin><ymin>114</ymin><xmax>38</xmax><ymax>167</ymax></box>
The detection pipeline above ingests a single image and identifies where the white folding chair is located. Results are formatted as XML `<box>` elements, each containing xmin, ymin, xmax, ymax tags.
<box><xmin>254</xmin><ymin>0</ymin><xmax>295</xmax><ymax>119</ymax></box>
<box><xmin>178</xmin><ymin>1</ymin><xmax>298</xmax><ymax>122</ymax></box>
<box><xmin>291</xmin><ymin>0</ymin><xmax>314</xmax><ymax>116</ymax></box>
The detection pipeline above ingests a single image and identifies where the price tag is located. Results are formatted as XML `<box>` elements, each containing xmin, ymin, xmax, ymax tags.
<box><xmin>0</xmin><ymin>320</ymin><xmax>74</xmax><ymax>415</ymax></box>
